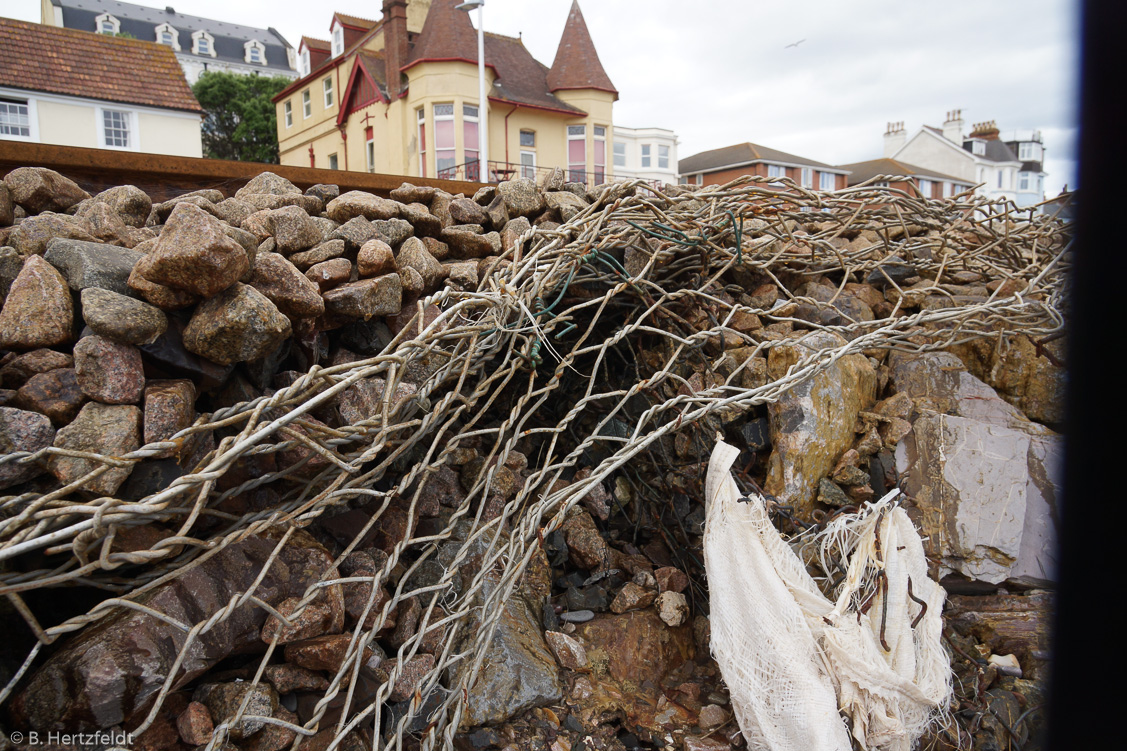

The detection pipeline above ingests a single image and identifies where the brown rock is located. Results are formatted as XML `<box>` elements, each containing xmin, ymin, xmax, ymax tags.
<box><xmin>241</xmin><ymin>706</ymin><xmax>298</xmax><ymax>751</ymax></box>
<box><xmin>305</xmin><ymin>258</ymin><xmax>352</xmax><ymax>291</ymax></box>
<box><xmin>698</xmin><ymin>703</ymin><xmax>731</xmax><ymax>730</ymax></box>
<box><xmin>375</xmin><ymin>654</ymin><xmax>436</xmax><ymax>702</ymax></box>
<box><xmin>497</xmin><ymin>177</ymin><xmax>545</xmax><ymax>217</ymax></box>
<box><xmin>322</xmin><ymin>274</ymin><xmax>402</xmax><ymax>319</ymax></box>
<box><xmin>390</xmin><ymin>182</ymin><xmax>436</xmax><ymax>204</ymax></box>
<box><xmin>3</xmin><ymin>167</ymin><xmax>90</xmax><ymax>214</ymax></box>
<box><xmin>545</xmin><ymin>631</ymin><xmax>589</xmax><ymax>671</ymax></box>
<box><xmin>0</xmin><ymin>348</ymin><xmax>72</xmax><ymax>388</ymax></box>
<box><xmin>449</xmin><ymin>197</ymin><xmax>488</xmax><ymax>226</ymax></box>
<box><xmin>284</xmin><ymin>634</ymin><xmax>371</xmax><ymax>673</ymax></box>
<box><xmin>9</xmin><ymin>213</ymin><xmax>97</xmax><ymax>256</ymax></box>
<box><xmin>0</xmin><ymin>182</ymin><xmax>12</xmax><ymax>226</ymax></box>
<box><xmin>289</xmin><ymin>238</ymin><xmax>346</xmax><ymax>269</ymax></box>
<box><xmin>610</xmin><ymin>582</ymin><xmax>657</xmax><ymax>614</ymax></box>
<box><xmin>340</xmin><ymin>549</ymin><xmax>395</xmax><ymax>630</ymax></box>
<box><xmin>421</xmin><ymin>235</ymin><xmax>450</xmax><ymax>261</ymax></box>
<box><xmin>90</xmin><ymin>185</ymin><xmax>152</xmax><ymax>228</ymax></box>
<box><xmin>399</xmin><ymin>201</ymin><xmax>443</xmax><ymax>237</ymax></box>
<box><xmin>0</xmin><ymin>406</ymin><xmax>55</xmax><ymax>489</ymax></box>
<box><xmin>265</xmin><ymin>205</ymin><xmax>321</xmax><ymax>254</ymax></box>
<box><xmin>357</xmin><ymin>238</ymin><xmax>395</xmax><ymax>277</ymax></box>
<box><xmin>655</xmin><ymin>566</ymin><xmax>689</xmax><ymax>594</ymax></box>
<box><xmin>143</xmin><ymin>379</ymin><xmax>196</xmax><ymax>452</ymax></box>
<box><xmin>263</xmin><ymin>664</ymin><xmax>329</xmax><ymax>694</ymax></box>
<box><xmin>15</xmin><ymin>367</ymin><xmax>85</xmax><ymax>424</ymax></box>
<box><xmin>396</xmin><ymin>236</ymin><xmax>446</xmax><ymax>292</ymax></box>
<box><xmin>261</xmin><ymin>594</ymin><xmax>344</xmax><ymax>645</ymax></box>
<box><xmin>183</xmin><ymin>284</ymin><xmax>292</xmax><ymax>365</ymax></box>
<box><xmin>247</xmin><ymin>252</ymin><xmax>325</xmax><ymax>318</ymax></box>
<box><xmin>73</xmin><ymin>335</ymin><xmax>145</xmax><ymax>404</ymax></box>
<box><xmin>501</xmin><ymin>216</ymin><xmax>531</xmax><ymax>255</ymax></box>
<box><xmin>0</xmin><ymin>255</ymin><xmax>74</xmax><ymax>349</ymax></box>
<box><xmin>127</xmin><ymin>255</ymin><xmax>200</xmax><ymax>310</ymax></box>
<box><xmin>48</xmin><ymin>402</ymin><xmax>141</xmax><ymax>495</ymax></box>
<box><xmin>401</xmin><ymin>265</ymin><xmax>424</xmax><ymax>295</ymax></box>
<box><xmin>80</xmin><ymin>287</ymin><xmax>167</xmax><ymax>345</ymax></box>
<box><xmin>143</xmin><ymin>203</ymin><xmax>249</xmax><ymax>297</ymax></box>
<box><xmin>326</xmin><ymin>191</ymin><xmax>401</xmax><ymax>223</ymax></box>
<box><xmin>176</xmin><ymin>701</ymin><xmax>214</xmax><ymax>746</ymax></box>
<box><xmin>445</xmin><ymin>260</ymin><xmax>479</xmax><ymax>290</ymax></box>
<box><xmin>236</xmin><ymin>172</ymin><xmax>302</xmax><ymax>198</ymax></box>
<box><xmin>561</xmin><ymin>510</ymin><xmax>611</xmax><ymax>570</ymax></box>
<box><xmin>441</xmin><ymin>227</ymin><xmax>501</xmax><ymax>258</ymax></box>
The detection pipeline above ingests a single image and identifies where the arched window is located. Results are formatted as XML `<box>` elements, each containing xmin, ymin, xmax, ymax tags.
<box><xmin>244</xmin><ymin>40</ymin><xmax>267</xmax><ymax>65</ymax></box>
<box><xmin>94</xmin><ymin>13</ymin><xmax>120</xmax><ymax>35</ymax></box>
<box><xmin>192</xmin><ymin>30</ymin><xmax>215</xmax><ymax>57</ymax></box>
<box><xmin>154</xmin><ymin>23</ymin><xmax>180</xmax><ymax>50</ymax></box>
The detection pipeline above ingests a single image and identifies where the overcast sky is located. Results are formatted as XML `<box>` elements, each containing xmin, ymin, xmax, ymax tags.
<box><xmin>7</xmin><ymin>0</ymin><xmax>1081</xmax><ymax>194</ymax></box>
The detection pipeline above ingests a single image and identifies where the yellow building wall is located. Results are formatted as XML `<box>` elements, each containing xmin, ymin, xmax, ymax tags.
<box><xmin>554</xmin><ymin>90</ymin><xmax>615</xmax><ymax>180</ymax></box>
<box><xmin>37</xmin><ymin>100</ymin><xmax>97</xmax><ymax>148</ymax></box>
<box><xmin>401</xmin><ymin>61</ymin><xmax>494</xmax><ymax>179</ymax></box>
<box><xmin>277</xmin><ymin>65</ymin><xmax>345</xmax><ymax>169</ymax></box>
<box><xmin>137</xmin><ymin>111</ymin><xmax>202</xmax><ymax>157</ymax></box>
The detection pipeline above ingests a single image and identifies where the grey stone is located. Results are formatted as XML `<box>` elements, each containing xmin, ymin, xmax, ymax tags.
<box><xmin>395</xmin><ymin>237</ymin><xmax>445</xmax><ymax>292</ymax></box>
<box><xmin>390</xmin><ymin>182</ymin><xmax>435</xmax><ymax>204</ymax></box>
<box><xmin>372</xmin><ymin>218</ymin><xmax>414</xmax><ymax>247</ymax></box>
<box><xmin>305</xmin><ymin>183</ymin><xmax>339</xmax><ymax>203</ymax></box>
<box><xmin>497</xmin><ymin>177</ymin><xmax>545</xmax><ymax>218</ymax></box>
<box><xmin>326</xmin><ymin>191</ymin><xmax>400</xmax><ymax>223</ymax></box>
<box><xmin>449</xmin><ymin>197</ymin><xmax>488</xmax><ymax>226</ymax></box>
<box><xmin>48</xmin><ymin>402</ymin><xmax>141</xmax><ymax>495</ymax></box>
<box><xmin>290</xmin><ymin>239</ymin><xmax>346</xmax><ymax>269</ymax></box>
<box><xmin>80</xmin><ymin>287</ymin><xmax>167</xmax><ymax>345</ymax></box>
<box><xmin>545</xmin><ymin>191</ymin><xmax>589</xmax><ymax>222</ymax></box>
<box><xmin>264</xmin><ymin>205</ymin><xmax>321</xmax><ymax>255</ymax></box>
<box><xmin>1</xmin><ymin>245</ymin><xmax>22</xmax><ymax>301</ymax></box>
<box><xmin>43</xmin><ymin>238</ymin><xmax>143</xmax><ymax>295</ymax></box>
<box><xmin>322</xmin><ymin>274</ymin><xmax>402</xmax><ymax>319</ymax></box>
<box><xmin>235</xmin><ymin>172</ymin><xmax>302</xmax><ymax>197</ymax></box>
<box><xmin>441</xmin><ymin>227</ymin><xmax>501</xmax><ymax>258</ymax></box>
<box><xmin>90</xmin><ymin>185</ymin><xmax>152</xmax><ymax>228</ymax></box>
<box><xmin>330</xmin><ymin>216</ymin><xmax>378</xmax><ymax>251</ymax></box>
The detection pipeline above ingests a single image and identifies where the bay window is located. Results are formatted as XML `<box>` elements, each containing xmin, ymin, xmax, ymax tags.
<box><xmin>463</xmin><ymin>104</ymin><xmax>480</xmax><ymax>181</ymax></box>
<box><xmin>567</xmin><ymin>124</ymin><xmax>586</xmax><ymax>183</ymax></box>
<box><xmin>593</xmin><ymin>126</ymin><xmax>606</xmax><ymax>183</ymax></box>
<box><xmin>434</xmin><ymin>103</ymin><xmax>455</xmax><ymax>179</ymax></box>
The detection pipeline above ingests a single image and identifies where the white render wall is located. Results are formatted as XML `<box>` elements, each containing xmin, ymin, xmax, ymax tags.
<box><xmin>0</xmin><ymin>87</ymin><xmax>202</xmax><ymax>158</ymax></box>
<box><xmin>177</xmin><ymin>54</ymin><xmax>299</xmax><ymax>86</ymax></box>
<box><xmin>895</xmin><ymin>133</ymin><xmax>975</xmax><ymax>182</ymax></box>
<box><xmin>613</xmin><ymin>126</ymin><xmax>679</xmax><ymax>185</ymax></box>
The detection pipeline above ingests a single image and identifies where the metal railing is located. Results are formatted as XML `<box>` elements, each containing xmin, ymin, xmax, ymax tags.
<box><xmin>436</xmin><ymin>159</ymin><xmax>665</xmax><ymax>190</ymax></box>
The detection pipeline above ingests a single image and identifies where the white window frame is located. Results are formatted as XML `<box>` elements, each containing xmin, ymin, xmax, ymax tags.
<box><xmin>463</xmin><ymin>103</ymin><xmax>481</xmax><ymax>181</ymax></box>
<box><xmin>613</xmin><ymin>141</ymin><xmax>626</xmax><ymax>168</ymax></box>
<box><xmin>0</xmin><ymin>95</ymin><xmax>37</xmax><ymax>142</ymax></box>
<box><xmin>695</xmin><ymin>174</ymin><xmax>703</xmax><ymax>186</ymax></box>
<box><xmin>302</xmin><ymin>89</ymin><xmax>311</xmax><ymax>119</ymax></box>
<box><xmin>154</xmin><ymin>22</ymin><xmax>180</xmax><ymax>50</ymax></box>
<box><xmin>192</xmin><ymin>30</ymin><xmax>216</xmax><ymax>57</ymax></box>
<box><xmin>819</xmin><ymin>171</ymin><xmax>835</xmax><ymax>191</ymax></box>
<box><xmin>96</xmin><ymin>106</ymin><xmax>136</xmax><ymax>151</ymax></box>
<box><xmin>323</xmin><ymin>77</ymin><xmax>334</xmax><ymax>108</ymax></box>
<box><xmin>245</xmin><ymin>40</ymin><xmax>267</xmax><ymax>65</ymax></box>
<box><xmin>800</xmin><ymin>167</ymin><xmax>813</xmax><ymax>188</ymax></box>
<box><xmin>520</xmin><ymin>149</ymin><xmax>536</xmax><ymax>179</ymax></box>
<box><xmin>1018</xmin><ymin>142</ymin><xmax>1035</xmax><ymax>161</ymax></box>
<box><xmin>95</xmin><ymin>13</ymin><xmax>120</xmax><ymax>35</ymax></box>
<box><xmin>284</xmin><ymin>101</ymin><xmax>293</xmax><ymax>128</ymax></box>
<box><xmin>997</xmin><ymin>170</ymin><xmax>1003</xmax><ymax>189</ymax></box>
<box><xmin>331</xmin><ymin>23</ymin><xmax>345</xmax><ymax>57</ymax></box>
<box><xmin>875</xmin><ymin>180</ymin><xmax>890</xmax><ymax>188</ymax></box>
<box><xmin>658</xmin><ymin>144</ymin><xmax>669</xmax><ymax>170</ymax></box>
<box><xmin>640</xmin><ymin>143</ymin><xmax>651</xmax><ymax>168</ymax></box>
<box><xmin>300</xmin><ymin>49</ymin><xmax>311</xmax><ymax>76</ymax></box>
<box><xmin>767</xmin><ymin>164</ymin><xmax>786</xmax><ymax>182</ymax></box>
<box><xmin>593</xmin><ymin>125</ymin><xmax>606</xmax><ymax>182</ymax></box>
<box><xmin>945</xmin><ymin>182</ymin><xmax>957</xmax><ymax>197</ymax></box>
<box><xmin>917</xmin><ymin>178</ymin><xmax>933</xmax><ymax>198</ymax></box>
<box><xmin>417</xmin><ymin>107</ymin><xmax>427</xmax><ymax>177</ymax></box>
<box><xmin>1018</xmin><ymin>172</ymin><xmax>1031</xmax><ymax>191</ymax></box>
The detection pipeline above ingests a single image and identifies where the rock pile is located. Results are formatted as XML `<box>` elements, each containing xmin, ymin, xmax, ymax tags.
<box><xmin>0</xmin><ymin>165</ymin><xmax>1068</xmax><ymax>751</ymax></box>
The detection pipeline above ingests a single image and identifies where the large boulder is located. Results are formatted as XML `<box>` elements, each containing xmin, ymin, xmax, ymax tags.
<box><xmin>246</xmin><ymin>252</ymin><xmax>325</xmax><ymax>319</ymax></box>
<box><xmin>325</xmin><ymin>191</ymin><xmax>401</xmax><ymax>223</ymax></box>
<box><xmin>9</xmin><ymin>213</ymin><xmax>97</xmax><ymax>256</ymax></box>
<box><xmin>8</xmin><ymin>530</ymin><xmax>338</xmax><ymax>732</ymax></box>
<box><xmin>142</xmin><ymin>203</ymin><xmax>249</xmax><ymax>298</ymax></box>
<box><xmin>73</xmin><ymin>335</ymin><xmax>146</xmax><ymax>405</ymax></box>
<box><xmin>3</xmin><ymin>167</ymin><xmax>90</xmax><ymax>214</ymax></box>
<box><xmin>183</xmin><ymin>284</ymin><xmax>292</xmax><ymax>365</ymax></box>
<box><xmin>80</xmin><ymin>287</ymin><xmax>168</xmax><ymax>345</ymax></box>
<box><xmin>0</xmin><ymin>406</ymin><xmax>55</xmax><ymax>489</ymax></box>
<box><xmin>43</xmin><ymin>238</ymin><xmax>144</xmax><ymax>295</ymax></box>
<box><xmin>497</xmin><ymin>177</ymin><xmax>545</xmax><ymax>218</ymax></box>
<box><xmin>763</xmin><ymin>331</ymin><xmax>877</xmax><ymax>515</ymax></box>
<box><xmin>0</xmin><ymin>255</ymin><xmax>75</xmax><ymax>350</ymax></box>
<box><xmin>47</xmin><ymin>401</ymin><xmax>142</xmax><ymax>495</ymax></box>
<box><xmin>89</xmin><ymin>185</ymin><xmax>152</xmax><ymax>228</ymax></box>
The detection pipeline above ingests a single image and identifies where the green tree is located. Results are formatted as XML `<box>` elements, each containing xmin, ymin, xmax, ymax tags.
<box><xmin>192</xmin><ymin>71</ymin><xmax>291</xmax><ymax>163</ymax></box>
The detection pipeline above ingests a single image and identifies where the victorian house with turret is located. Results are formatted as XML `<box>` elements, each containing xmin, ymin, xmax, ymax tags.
<box><xmin>273</xmin><ymin>0</ymin><xmax>617</xmax><ymax>185</ymax></box>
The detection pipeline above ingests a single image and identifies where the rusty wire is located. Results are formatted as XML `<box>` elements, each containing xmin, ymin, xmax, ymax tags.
<box><xmin>0</xmin><ymin>174</ymin><xmax>1070</xmax><ymax>750</ymax></box>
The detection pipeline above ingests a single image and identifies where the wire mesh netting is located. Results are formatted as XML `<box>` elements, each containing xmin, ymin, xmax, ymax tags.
<box><xmin>0</xmin><ymin>175</ymin><xmax>1069</xmax><ymax>750</ymax></box>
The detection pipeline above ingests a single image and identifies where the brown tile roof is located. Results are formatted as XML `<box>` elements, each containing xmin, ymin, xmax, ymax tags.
<box><xmin>301</xmin><ymin>36</ymin><xmax>331</xmax><ymax>52</ymax></box>
<box><xmin>333</xmin><ymin>12</ymin><xmax>378</xmax><ymax>30</ymax></box>
<box><xmin>546</xmin><ymin>1</ymin><xmax>616</xmax><ymax>97</ymax></box>
<box><xmin>405</xmin><ymin>0</ymin><xmax>482</xmax><ymax>69</ymax></box>
<box><xmin>679</xmin><ymin>142</ymin><xmax>846</xmax><ymax>175</ymax></box>
<box><xmin>838</xmin><ymin>158</ymin><xmax>972</xmax><ymax>186</ymax></box>
<box><xmin>485</xmin><ymin>33</ymin><xmax>584</xmax><ymax>115</ymax></box>
<box><xmin>0</xmin><ymin>17</ymin><xmax>202</xmax><ymax>114</ymax></box>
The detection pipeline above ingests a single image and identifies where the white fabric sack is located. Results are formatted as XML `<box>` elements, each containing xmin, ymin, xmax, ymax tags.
<box><xmin>704</xmin><ymin>441</ymin><xmax>951</xmax><ymax>751</ymax></box>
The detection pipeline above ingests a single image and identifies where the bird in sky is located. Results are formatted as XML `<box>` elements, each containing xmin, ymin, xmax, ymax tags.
<box><xmin>784</xmin><ymin>39</ymin><xmax>806</xmax><ymax>49</ymax></box>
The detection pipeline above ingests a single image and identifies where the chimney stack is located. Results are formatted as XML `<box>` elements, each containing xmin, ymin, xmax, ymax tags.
<box><xmin>883</xmin><ymin>121</ymin><xmax>906</xmax><ymax>158</ymax></box>
<box><xmin>383</xmin><ymin>0</ymin><xmax>409</xmax><ymax>98</ymax></box>
<box><xmin>970</xmin><ymin>120</ymin><xmax>1000</xmax><ymax>141</ymax></box>
<box><xmin>942</xmin><ymin>109</ymin><xmax>964</xmax><ymax>144</ymax></box>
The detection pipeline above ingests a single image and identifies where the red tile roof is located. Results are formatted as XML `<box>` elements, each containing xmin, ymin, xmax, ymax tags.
<box><xmin>301</xmin><ymin>36</ymin><xmax>331</xmax><ymax>52</ymax></box>
<box><xmin>546</xmin><ymin>1</ymin><xmax>616</xmax><ymax>97</ymax></box>
<box><xmin>405</xmin><ymin>0</ymin><xmax>484</xmax><ymax>70</ymax></box>
<box><xmin>333</xmin><ymin>12</ymin><xmax>378</xmax><ymax>30</ymax></box>
<box><xmin>0</xmin><ymin>17</ymin><xmax>202</xmax><ymax>114</ymax></box>
<box><xmin>679</xmin><ymin>142</ymin><xmax>846</xmax><ymax>175</ymax></box>
<box><xmin>484</xmin><ymin>33</ymin><xmax>584</xmax><ymax>115</ymax></box>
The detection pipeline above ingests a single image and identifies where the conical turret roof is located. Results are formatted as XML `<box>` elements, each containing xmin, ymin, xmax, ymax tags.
<box><xmin>546</xmin><ymin>1</ymin><xmax>617</xmax><ymax>97</ymax></box>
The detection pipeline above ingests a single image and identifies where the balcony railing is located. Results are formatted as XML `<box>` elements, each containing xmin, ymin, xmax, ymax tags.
<box><xmin>436</xmin><ymin>159</ymin><xmax>665</xmax><ymax>190</ymax></box>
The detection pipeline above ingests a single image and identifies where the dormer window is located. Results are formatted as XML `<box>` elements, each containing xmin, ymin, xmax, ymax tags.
<box><xmin>244</xmin><ymin>39</ymin><xmax>266</xmax><ymax>65</ymax></box>
<box><xmin>300</xmin><ymin>49</ymin><xmax>310</xmax><ymax>76</ymax></box>
<box><xmin>95</xmin><ymin>13</ymin><xmax>120</xmax><ymax>35</ymax></box>
<box><xmin>972</xmin><ymin>140</ymin><xmax>985</xmax><ymax>156</ymax></box>
<box><xmin>331</xmin><ymin>22</ymin><xmax>344</xmax><ymax>57</ymax></box>
<box><xmin>154</xmin><ymin>23</ymin><xmax>180</xmax><ymax>50</ymax></box>
<box><xmin>192</xmin><ymin>30</ymin><xmax>215</xmax><ymax>56</ymax></box>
